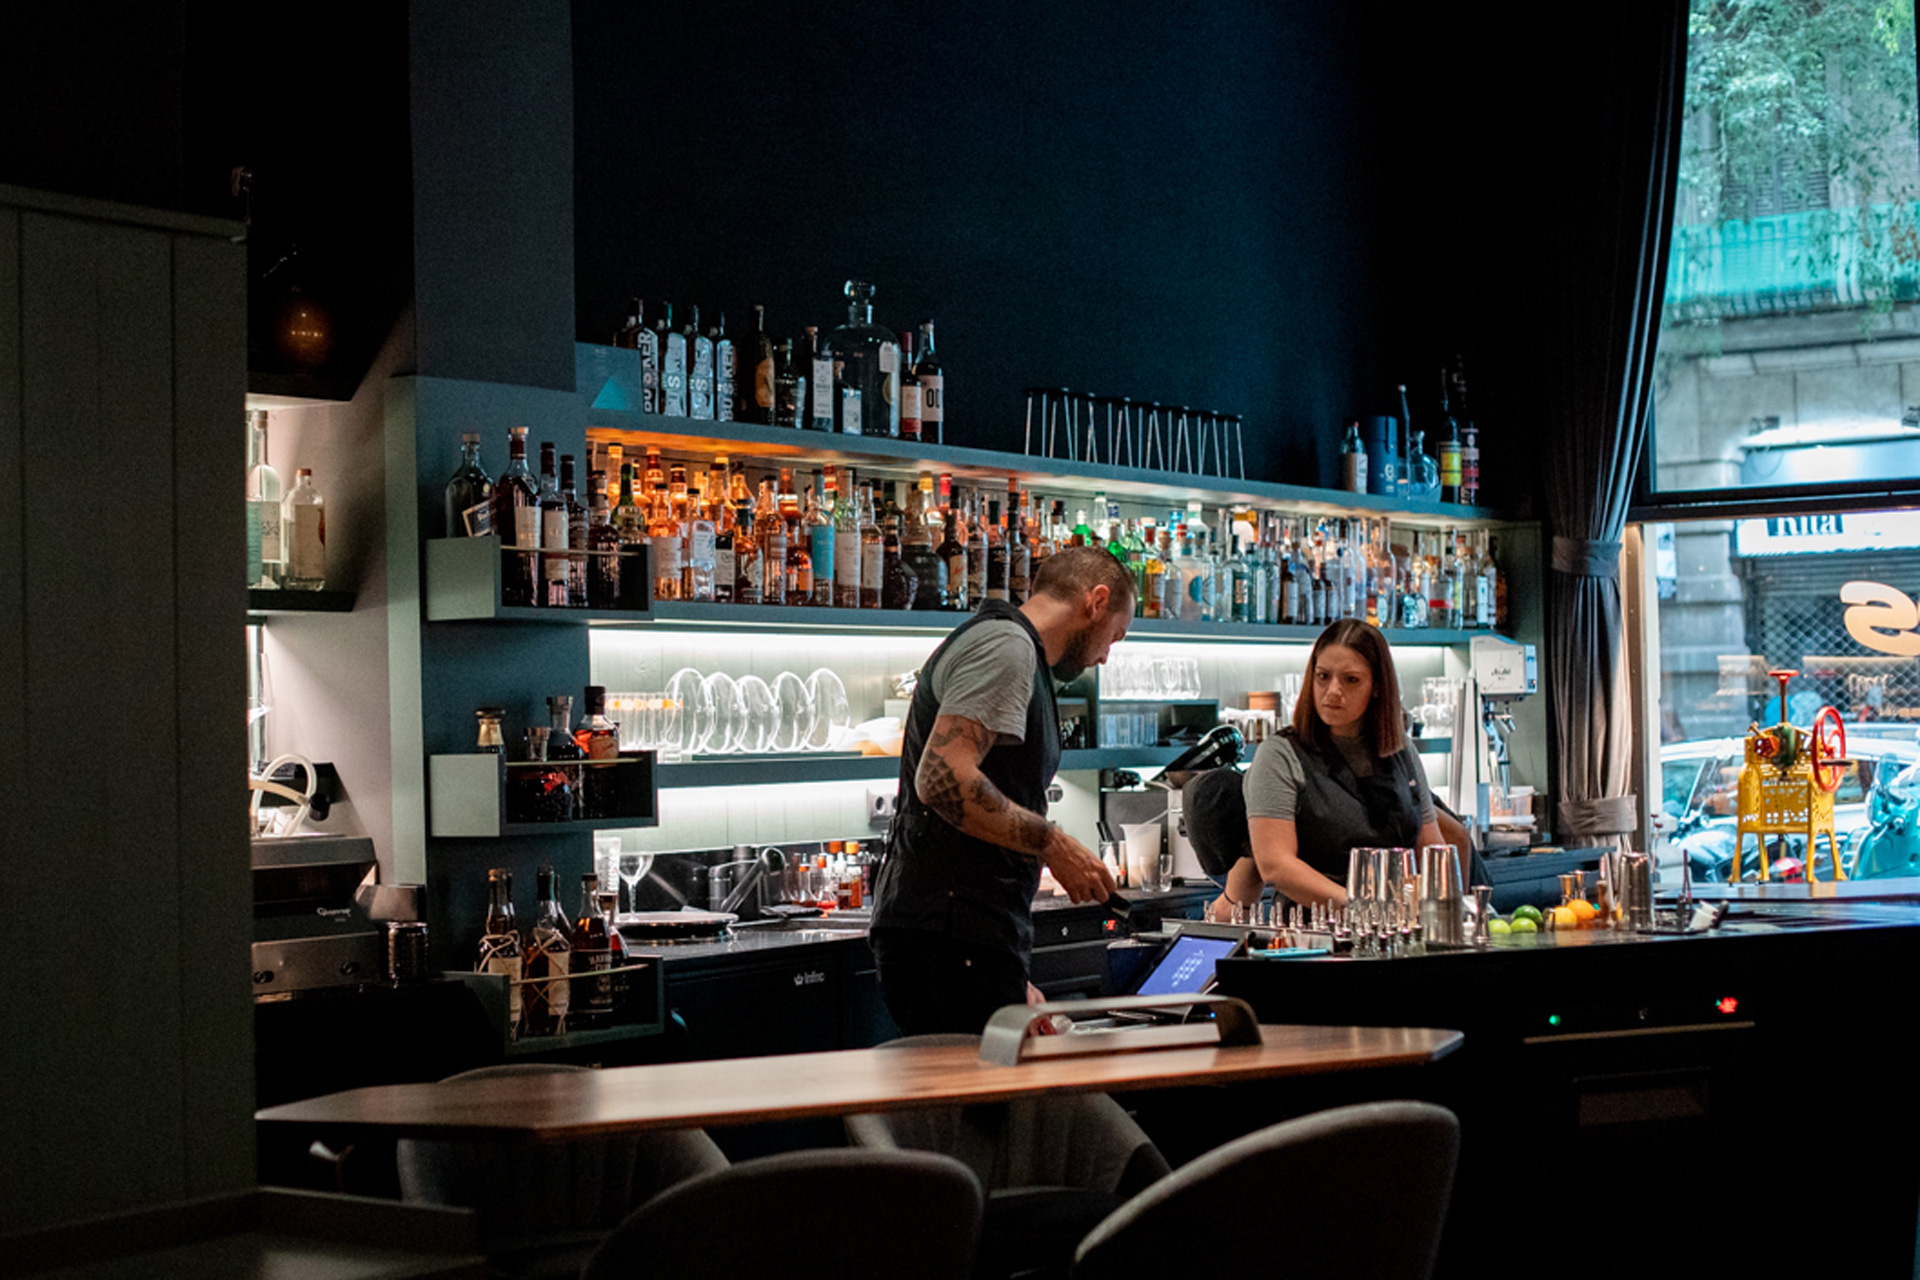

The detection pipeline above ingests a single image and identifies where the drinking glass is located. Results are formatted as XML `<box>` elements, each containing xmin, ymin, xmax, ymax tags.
<box><xmin>617</xmin><ymin>851</ymin><xmax>654</xmax><ymax>918</ymax></box>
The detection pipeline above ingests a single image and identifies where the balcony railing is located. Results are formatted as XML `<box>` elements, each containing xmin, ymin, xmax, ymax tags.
<box><xmin>1664</xmin><ymin>202</ymin><xmax>1920</xmax><ymax>320</ymax></box>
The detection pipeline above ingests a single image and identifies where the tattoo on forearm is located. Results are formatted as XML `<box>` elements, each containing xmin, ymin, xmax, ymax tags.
<box><xmin>918</xmin><ymin>751</ymin><xmax>967</xmax><ymax>826</ymax></box>
<box><xmin>918</xmin><ymin>715</ymin><xmax>1051</xmax><ymax>856</ymax></box>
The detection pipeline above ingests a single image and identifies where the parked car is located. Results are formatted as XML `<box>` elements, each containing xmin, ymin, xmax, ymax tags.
<box><xmin>1660</xmin><ymin>729</ymin><xmax>1920</xmax><ymax>881</ymax></box>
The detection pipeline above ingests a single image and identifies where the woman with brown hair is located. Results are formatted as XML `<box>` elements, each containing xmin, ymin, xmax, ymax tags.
<box><xmin>1239</xmin><ymin>619</ymin><xmax>1444</xmax><ymax>908</ymax></box>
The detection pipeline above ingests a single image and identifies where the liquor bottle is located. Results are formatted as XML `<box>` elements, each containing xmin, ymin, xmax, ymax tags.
<box><xmin>687</xmin><ymin>306</ymin><xmax>715</xmax><ymax>420</ymax></box>
<box><xmin>477</xmin><ymin>868</ymin><xmax>523</xmax><ymax>1036</ymax></box>
<box><xmin>826</xmin><ymin>279</ymin><xmax>898</xmax><ymax>437</ymax></box>
<box><xmin>1339</xmin><ymin>420</ymin><xmax>1367</xmax><ymax>494</ymax></box>
<box><xmin>1455</xmin><ymin>365</ymin><xmax>1480</xmax><ymax>506</ymax></box>
<box><xmin>659</xmin><ymin>303</ymin><xmax>688</xmax><ymax>417</ymax></box>
<box><xmin>903</xmin><ymin>474</ymin><xmax>948</xmax><ymax>610</ymax></box>
<box><xmin>834</xmin><ymin>466</ymin><xmax>863</xmax><ymax>608</ymax></box>
<box><xmin>624</xmin><ymin>300</ymin><xmax>660</xmax><ymax>415</ymax></box>
<box><xmin>809</xmin><ymin>468</ymin><xmax>837</xmax><ymax>607</ymax></box>
<box><xmin>732</xmin><ymin>472</ymin><xmax>763</xmax><ymax>606</ymax></box>
<box><xmin>602</xmin><ymin>444</ymin><xmax>624</xmax><ymax>507</ymax></box>
<box><xmin>774</xmin><ymin>339</ymin><xmax>802</xmax><ymax>429</ymax></box>
<box><xmin>744</xmin><ymin>304</ymin><xmax>775</xmax><ymax>425</ymax></box>
<box><xmin>282</xmin><ymin>469</ymin><xmax>326</xmax><ymax>590</ymax></box>
<box><xmin>806</xmin><ymin>325</ymin><xmax>834</xmax><ymax>432</ymax></box>
<box><xmin>648</xmin><ymin>482</ymin><xmax>683</xmax><ymax>601</ymax></box>
<box><xmin>524</xmin><ymin>865</ymin><xmax>572</xmax><ymax>1037</ymax></box>
<box><xmin>576</xmin><ymin>684</ymin><xmax>621</xmax><ymax>820</ymax></box>
<box><xmin>881</xmin><ymin>513</ymin><xmax>916</xmax><ymax>610</ymax></box>
<box><xmin>937</xmin><ymin>503</ymin><xmax>967</xmax><ymax>612</ymax></box>
<box><xmin>1071</xmin><ymin>506</ymin><xmax>1094</xmax><ymax>548</ymax></box>
<box><xmin>1488</xmin><ymin>534</ymin><xmax>1508</xmax><ymax>631</ymax></box>
<box><xmin>1437</xmin><ymin>370</ymin><xmax>1464</xmax><ymax>505</ymax></box>
<box><xmin>643</xmin><ymin>445</ymin><xmax>665</xmax><ymax>494</ymax></box>
<box><xmin>1006</xmin><ymin>485</ymin><xmax>1032</xmax><ymax>604</ymax></box>
<box><xmin>682</xmin><ymin>466</ymin><xmax>716</xmax><ymax>602</ymax></box>
<box><xmin>1443</xmin><ymin>531</ymin><xmax>1466</xmax><ymax>629</ymax></box>
<box><xmin>712</xmin><ymin>311</ymin><xmax>735</xmax><ymax>423</ymax></box>
<box><xmin>960</xmin><ymin>495</ymin><xmax>990</xmax><ymax>610</ymax></box>
<box><xmin>898</xmin><ymin>329</ymin><xmax>922</xmax><ymax>442</ymax></box>
<box><xmin>777</xmin><ymin>469</ymin><xmax>811</xmax><ymax>606</ymax></box>
<box><xmin>708</xmin><ymin>457</ymin><xmax>734</xmax><ymax>604</ymax></box>
<box><xmin>757</xmin><ymin>480</ymin><xmax>788</xmax><ymax>606</ymax></box>
<box><xmin>571</xmin><ymin>872</ymin><xmax>614</xmax><ymax>1028</ymax></box>
<box><xmin>1141</xmin><ymin>524</ymin><xmax>1166</xmax><ymax>619</ymax></box>
<box><xmin>615</xmin><ymin>299</ymin><xmax>642</xmax><ymax>350</ymax></box>
<box><xmin>1393</xmin><ymin>385</ymin><xmax>1414</xmax><ymax>499</ymax></box>
<box><xmin>916</xmin><ymin>322</ymin><xmax>943</xmax><ymax>444</ymax></box>
<box><xmin>535</xmin><ymin>443</ymin><xmax>568</xmax><ymax>607</ymax></box>
<box><xmin>859</xmin><ymin>482</ymin><xmax>884</xmax><ymax>609</ymax></box>
<box><xmin>560</xmin><ymin>454</ymin><xmax>589</xmax><ymax>607</ymax></box>
<box><xmin>1027</xmin><ymin>497</ymin><xmax>1055</xmax><ymax>584</ymax></box>
<box><xmin>600</xmin><ymin>889</ymin><xmax>629</xmax><ymax>1019</ymax></box>
<box><xmin>985</xmin><ymin>498</ymin><xmax>1009</xmax><ymax>602</ymax></box>
<box><xmin>585</xmin><ymin>470</ymin><xmax>622</xmax><ymax>608</ymax></box>
<box><xmin>1408</xmin><ymin>429</ymin><xmax>1440</xmax><ymax>500</ymax></box>
<box><xmin>441</xmin><ymin>432</ymin><xmax>489</xmax><ymax>540</ymax></box>
<box><xmin>248</xmin><ymin>410</ymin><xmax>284</xmax><ymax>586</ymax></box>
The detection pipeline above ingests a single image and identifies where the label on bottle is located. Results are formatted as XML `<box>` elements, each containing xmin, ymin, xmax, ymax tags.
<box><xmin>764</xmin><ymin>533</ymin><xmax>787</xmax><ymax>601</ymax></box>
<box><xmin>689</xmin><ymin>336</ymin><xmax>715</xmax><ymax>420</ymax></box>
<box><xmin>756</xmin><ymin>357</ymin><xmax>776</xmax><ymax>412</ymax></box>
<box><xmin>715</xmin><ymin>343</ymin><xmax>735</xmax><ymax>422</ymax></box>
<box><xmin>1439</xmin><ymin>442</ymin><xmax>1463</xmax><ymax>488</ymax></box>
<box><xmin>811</xmin><ymin>356</ymin><xmax>834</xmax><ymax>425</ymax></box>
<box><xmin>880</xmin><ymin>343</ymin><xmax>898</xmax><ymax>374</ymax></box>
<box><xmin>835</xmin><ymin>530</ymin><xmax>862</xmax><ymax>592</ymax></box>
<box><xmin>253</xmin><ymin>500</ymin><xmax>282</xmax><ymax>565</ymax></box>
<box><xmin>947</xmin><ymin>552</ymin><xmax>967</xmax><ymax>600</ymax></box>
<box><xmin>1009</xmin><ymin>549</ymin><xmax>1031</xmax><ymax>602</ymax></box>
<box><xmin>919</xmin><ymin>374</ymin><xmax>943</xmax><ymax>439</ymax></box>
<box><xmin>653</xmin><ymin>535</ymin><xmax>682</xmax><ymax>584</ymax></box>
<box><xmin>512</xmin><ymin>504</ymin><xmax>539</xmax><ymax>549</ymax></box>
<box><xmin>862</xmin><ymin>541</ymin><xmax>884</xmax><ymax>597</ymax></box>
<box><xmin>840</xmin><ymin>387</ymin><xmax>862</xmax><ymax>435</ymax></box>
<box><xmin>716</xmin><ymin>545</ymin><xmax>736</xmax><ymax>597</ymax></box>
<box><xmin>639</xmin><ymin>331</ymin><xmax>661</xmax><ymax>414</ymax></box>
<box><xmin>542</xmin><ymin>508</ymin><xmax>570</xmax><ymax>580</ymax></box>
<box><xmin>577</xmin><ymin>947</ymin><xmax>613</xmax><ymax>1014</ymax></box>
<box><xmin>661</xmin><ymin>333</ymin><xmax>688</xmax><ymax>416</ymax></box>
<box><xmin>1342</xmin><ymin>453</ymin><xmax>1367</xmax><ymax>494</ymax></box>
<box><xmin>461</xmin><ymin>499</ymin><xmax>492</xmax><ymax>536</ymax></box>
<box><xmin>289</xmin><ymin>505</ymin><xmax>325</xmax><ymax>581</ymax></box>
<box><xmin>900</xmin><ymin>382</ymin><xmax>923</xmax><ymax>438</ymax></box>
<box><xmin>810</xmin><ymin>524</ymin><xmax>835</xmax><ymax>588</ymax></box>
<box><xmin>544</xmin><ymin>949</ymin><xmax>570</xmax><ymax>1019</ymax></box>
<box><xmin>479</xmin><ymin>940</ymin><xmax>523</xmax><ymax>1025</ymax></box>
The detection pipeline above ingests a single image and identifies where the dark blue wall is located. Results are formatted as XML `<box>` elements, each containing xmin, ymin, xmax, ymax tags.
<box><xmin>573</xmin><ymin>1</ymin><xmax>1387</xmax><ymax>489</ymax></box>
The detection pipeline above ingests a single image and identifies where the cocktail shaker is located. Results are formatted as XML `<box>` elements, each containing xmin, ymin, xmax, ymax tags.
<box><xmin>1418</xmin><ymin>843</ymin><xmax>1465</xmax><ymax>945</ymax></box>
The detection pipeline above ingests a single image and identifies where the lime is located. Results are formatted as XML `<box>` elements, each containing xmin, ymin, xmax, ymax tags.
<box><xmin>1512</xmin><ymin>904</ymin><xmax>1545</xmax><ymax>926</ymax></box>
<box><xmin>1508</xmin><ymin>917</ymin><xmax>1538</xmax><ymax>934</ymax></box>
<box><xmin>1486</xmin><ymin>917</ymin><xmax>1511</xmax><ymax>936</ymax></box>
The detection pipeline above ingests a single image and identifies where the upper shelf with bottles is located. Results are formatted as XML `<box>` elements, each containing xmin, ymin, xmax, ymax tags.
<box><xmin>574</xmin><ymin>340</ymin><xmax>1515</xmax><ymax>530</ymax></box>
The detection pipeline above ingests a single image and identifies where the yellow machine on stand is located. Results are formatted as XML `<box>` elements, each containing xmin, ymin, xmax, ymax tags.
<box><xmin>1734</xmin><ymin>669</ymin><xmax>1849</xmax><ymax>884</ymax></box>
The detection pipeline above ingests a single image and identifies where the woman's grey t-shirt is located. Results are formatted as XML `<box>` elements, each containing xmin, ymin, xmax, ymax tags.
<box><xmin>1243</xmin><ymin>732</ymin><xmax>1436</xmax><ymax>824</ymax></box>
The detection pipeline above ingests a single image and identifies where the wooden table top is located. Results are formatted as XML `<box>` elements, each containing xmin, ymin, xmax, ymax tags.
<box><xmin>255</xmin><ymin>1024</ymin><xmax>1462</xmax><ymax>1143</ymax></box>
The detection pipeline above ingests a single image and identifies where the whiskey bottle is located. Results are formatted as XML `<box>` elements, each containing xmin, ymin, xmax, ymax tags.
<box><xmin>938</xmin><ymin>504</ymin><xmax>967</xmax><ymax>612</ymax></box>
<box><xmin>902</xmin><ymin>474</ymin><xmax>948</xmax><ymax>610</ymax></box>
<box><xmin>648</xmin><ymin>482</ymin><xmax>683</xmax><ymax>602</ymax></box>
<box><xmin>586</xmin><ymin>470</ymin><xmax>622</xmax><ymax>608</ymax></box>
<box><xmin>477</xmin><ymin>868</ymin><xmax>524</xmax><ymax>1037</ymax></box>
<box><xmin>898</xmin><ymin>329</ymin><xmax>922</xmax><ymax>442</ymax></box>
<box><xmin>985</xmin><ymin>498</ymin><xmax>1009</xmax><ymax>603</ymax></box>
<box><xmin>495</xmin><ymin>428</ymin><xmax>540</xmax><ymax>608</ymax></box>
<box><xmin>744</xmin><ymin>304</ymin><xmax>774</xmax><ymax>425</ymax></box>
<box><xmin>916</xmin><ymin>322</ymin><xmax>943</xmax><ymax>444</ymax></box>
<box><xmin>247</xmin><ymin>410</ymin><xmax>284</xmax><ymax>586</ymax></box>
<box><xmin>780</xmin><ymin>469</ymin><xmax>812</xmax><ymax>605</ymax></box>
<box><xmin>560</xmin><ymin>454</ymin><xmax>589</xmax><ymax>607</ymax></box>
<box><xmin>537</xmin><ymin>443</ymin><xmax>570</xmax><ymax>607</ymax></box>
<box><xmin>1006</xmin><ymin>485</ymin><xmax>1031</xmax><ymax>604</ymax></box>
<box><xmin>732</xmin><ymin>473</ymin><xmax>763</xmax><ymax>606</ymax></box>
<box><xmin>774</xmin><ymin>339</ymin><xmax>802</xmax><ymax>429</ymax></box>
<box><xmin>858</xmin><ymin>482</ymin><xmax>883</xmax><ymax>609</ymax></box>
<box><xmin>834</xmin><ymin>466</ymin><xmax>863</xmax><ymax>608</ymax></box>
<box><xmin>711</xmin><ymin>457</ymin><xmax>736</xmax><ymax>604</ymax></box>
<box><xmin>881</xmin><ymin>514</ymin><xmax>916</xmax><ymax>610</ymax></box>
<box><xmin>757</xmin><ymin>479</ymin><xmax>787</xmax><ymax>606</ymax></box>
<box><xmin>524</xmin><ymin>865</ymin><xmax>572</xmax><ymax>1037</ymax></box>
<box><xmin>282</xmin><ymin>469</ymin><xmax>327</xmax><ymax>591</ymax></box>
<box><xmin>443</xmin><ymin>431</ymin><xmax>490</xmax><ymax>542</ymax></box>
<box><xmin>966</xmin><ymin>491</ymin><xmax>988</xmax><ymax>607</ymax></box>
<box><xmin>659</xmin><ymin>303</ymin><xmax>688</xmax><ymax>417</ymax></box>
<box><xmin>688</xmin><ymin>306</ymin><xmax>715</xmax><ymax>420</ymax></box>
<box><xmin>571</xmin><ymin>873</ymin><xmax>614</xmax><ymax>1028</ymax></box>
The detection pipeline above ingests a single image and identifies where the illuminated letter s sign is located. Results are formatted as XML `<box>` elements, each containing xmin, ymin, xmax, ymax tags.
<box><xmin>1841</xmin><ymin>581</ymin><xmax>1920</xmax><ymax>656</ymax></box>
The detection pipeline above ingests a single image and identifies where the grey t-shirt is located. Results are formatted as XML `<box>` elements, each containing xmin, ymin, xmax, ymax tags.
<box><xmin>926</xmin><ymin>618</ymin><xmax>1036</xmax><ymax>744</ymax></box>
<box><xmin>1244</xmin><ymin>732</ymin><xmax>1436</xmax><ymax>824</ymax></box>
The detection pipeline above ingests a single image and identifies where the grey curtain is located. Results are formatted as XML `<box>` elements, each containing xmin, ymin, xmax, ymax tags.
<box><xmin>1544</xmin><ymin>1</ymin><xmax>1688</xmax><ymax>845</ymax></box>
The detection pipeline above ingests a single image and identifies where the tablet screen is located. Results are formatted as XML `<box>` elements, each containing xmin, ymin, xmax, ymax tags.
<box><xmin>1134</xmin><ymin>934</ymin><xmax>1240</xmax><ymax>998</ymax></box>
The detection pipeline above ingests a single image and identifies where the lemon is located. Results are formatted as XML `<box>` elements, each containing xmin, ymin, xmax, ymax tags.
<box><xmin>1549</xmin><ymin>906</ymin><xmax>1578</xmax><ymax>931</ymax></box>
<box><xmin>1508</xmin><ymin>917</ymin><xmax>1537</xmax><ymax>934</ymax></box>
<box><xmin>1512</xmin><ymin>904</ymin><xmax>1544</xmax><ymax>926</ymax></box>
<box><xmin>1569</xmin><ymin>899</ymin><xmax>1597</xmax><ymax>925</ymax></box>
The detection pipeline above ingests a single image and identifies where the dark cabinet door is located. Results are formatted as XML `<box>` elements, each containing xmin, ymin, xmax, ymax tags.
<box><xmin>667</xmin><ymin>953</ymin><xmax>844</xmax><ymax>1061</ymax></box>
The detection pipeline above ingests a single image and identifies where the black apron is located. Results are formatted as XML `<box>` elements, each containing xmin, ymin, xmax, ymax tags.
<box><xmin>1282</xmin><ymin>727</ymin><xmax>1423</xmax><ymax>882</ymax></box>
<box><xmin>870</xmin><ymin>601</ymin><xmax>1060</xmax><ymax>963</ymax></box>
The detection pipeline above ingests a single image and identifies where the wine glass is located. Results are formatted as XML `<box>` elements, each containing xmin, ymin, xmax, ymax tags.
<box><xmin>617</xmin><ymin>851</ymin><xmax>654</xmax><ymax>918</ymax></box>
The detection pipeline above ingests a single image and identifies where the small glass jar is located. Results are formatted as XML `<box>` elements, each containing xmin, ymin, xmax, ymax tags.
<box><xmin>475</xmin><ymin>706</ymin><xmax>506</xmax><ymax>754</ymax></box>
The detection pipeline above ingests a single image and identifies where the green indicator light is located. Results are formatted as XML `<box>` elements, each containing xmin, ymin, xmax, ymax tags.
<box><xmin>1548</xmin><ymin>1014</ymin><xmax>1562</xmax><ymax>1027</ymax></box>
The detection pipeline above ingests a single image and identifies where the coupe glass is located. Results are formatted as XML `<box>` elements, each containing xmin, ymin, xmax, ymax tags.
<box><xmin>738</xmin><ymin>675</ymin><xmax>777</xmax><ymax>753</ymax></box>
<box><xmin>806</xmin><ymin>668</ymin><xmax>852</xmax><ymax>750</ymax></box>
<box><xmin>704</xmin><ymin>672</ymin><xmax>746</xmax><ymax>754</ymax></box>
<box><xmin>771</xmin><ymin>671</ymin><xmax>816</xmax><ymax>753</ymax></box>
<box><xmin>663</xmin><ymin>667</ymin><xmax>710</xmax><ymax>758</ymax></box>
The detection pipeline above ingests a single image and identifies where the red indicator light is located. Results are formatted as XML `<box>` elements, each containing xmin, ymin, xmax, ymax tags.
<box><xmin>1716</xmin><ymin>997</ymin><xmax>1739</xmax><ymax>1015</ymax></box>
<box><xmin>1103</xmin><ymin>918</ymin><xmax>1116</xmax><ymax>933</ymax></box>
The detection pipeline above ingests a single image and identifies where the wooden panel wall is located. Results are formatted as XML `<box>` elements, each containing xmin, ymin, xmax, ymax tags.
<box><xmin>0</xmin><ymin>191</ymin><xmax>249</xmax><ymax>1234</ymax></box>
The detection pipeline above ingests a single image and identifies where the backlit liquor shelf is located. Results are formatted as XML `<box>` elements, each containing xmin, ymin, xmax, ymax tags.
<box><xmin>579</xmin><ymin>405</ymin><xmax>1514</xmax><ymax>529</ymax></box>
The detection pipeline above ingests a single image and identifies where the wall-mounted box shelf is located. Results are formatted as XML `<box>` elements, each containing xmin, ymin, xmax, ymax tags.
<box><xmin>429</xmin><ymin>751</ymin><xmax>658</xmax><ymax>836</ymax></box>
<box><xmin>426</xmin><ymin>536</ymin><xmax>652</xmax><ymax>623</ymax></box>
<box><xmin>248</xmin><ymin>588</ymin><xmax>355</xmax><ymax>617</ymax></box>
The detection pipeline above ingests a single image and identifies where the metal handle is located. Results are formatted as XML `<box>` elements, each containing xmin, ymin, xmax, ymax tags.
<box><xmin>979</xmin><ymin>993</ymin><xmax>1262</xmax><ymax>1065</ymax></box>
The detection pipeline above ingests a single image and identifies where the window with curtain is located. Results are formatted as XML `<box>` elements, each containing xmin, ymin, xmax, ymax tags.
<box><xmin>1653</xmin><ymin>0</ymin><xmax>1920</xmax><ymax>496</ymax></box>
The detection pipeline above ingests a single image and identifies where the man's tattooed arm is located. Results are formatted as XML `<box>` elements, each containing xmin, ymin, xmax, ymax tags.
<box><xmin>915</xmin><ymin>714</ymin><xmax>1057</xmax><ymax>859</ymax></box>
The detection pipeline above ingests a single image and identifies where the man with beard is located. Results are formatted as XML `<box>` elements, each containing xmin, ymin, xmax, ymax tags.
<box><xmin>870</xmin><ymin>546</ymin><xmax>1133</xmax><ymax>1035</ymax></box>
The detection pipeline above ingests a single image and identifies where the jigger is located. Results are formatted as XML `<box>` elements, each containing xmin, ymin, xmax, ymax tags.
<box><xmin>1471</xmin><ymin>885</ymin><xmax>1494</xmax><ymax>947</ymax></box>
<box><xmin>1418</xmin><ymin>843</ymin><xmax>1465</xmax><ymax>946</ymax></box>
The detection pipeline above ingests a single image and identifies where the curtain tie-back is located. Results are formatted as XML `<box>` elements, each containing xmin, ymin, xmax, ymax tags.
<box><xmin>1551</xmin><ymin>536</ymin><xmax>1621</xmax><ymax>577</ymax></box>
<box><xmin>1558</xmin><ymin>795</ymin><xmax>1638</xmax><ymax>838</ymax></box>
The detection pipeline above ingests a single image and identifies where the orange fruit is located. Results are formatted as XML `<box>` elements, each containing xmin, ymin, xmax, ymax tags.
<box><xmin>1569</xmin><ymin>899</ymin><xmax>1597</xmax><ymax>924</ymax></box>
